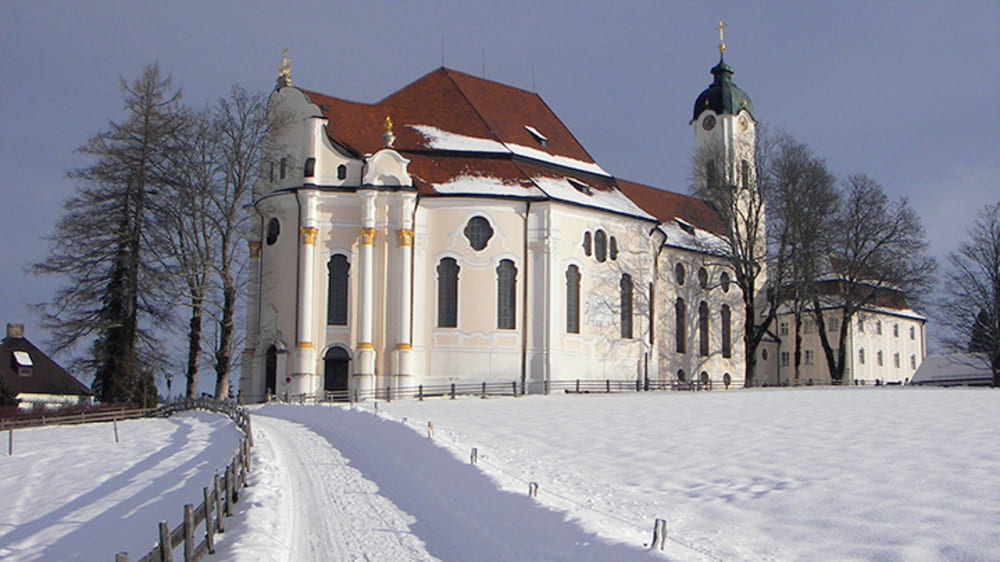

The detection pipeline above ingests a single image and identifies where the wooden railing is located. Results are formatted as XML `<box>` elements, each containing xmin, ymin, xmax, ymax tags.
<box><xmin>114</xmin><ymin>398</ymin><xmax>253</xmax><ymax>562</ymax></box>
<box><xmin>0</xmin><ymin>406</ymin><xmax>159</xmax><ymax>431</ymax></box>
<box><xmin>287</xmin><ymin>376</ymin><xmax>723</xmax><ymax>405</ymax></box>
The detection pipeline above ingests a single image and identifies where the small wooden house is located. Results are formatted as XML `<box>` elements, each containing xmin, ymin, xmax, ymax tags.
<box><xmin>0</xmin><ymin>323</ymin><xmax>94</xmax><ymax>410</ymax></box>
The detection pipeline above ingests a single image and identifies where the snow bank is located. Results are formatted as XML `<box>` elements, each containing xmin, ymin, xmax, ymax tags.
<box><xmin>0</xmin><ymin>411</ymin><xmax>242</xmax><ymax>561</ymax></box>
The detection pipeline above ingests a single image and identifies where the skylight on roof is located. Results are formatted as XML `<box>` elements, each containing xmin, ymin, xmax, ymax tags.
<box><xmin>13</xmin><ymin>351</ymin><xmax>32</xmax><ymax>367</ymax></box>
<box><xmin>524</xmin><ymin>125</ymin><xmax>548</xmax><ymax>147</ymax></box>
<box><xmin>567</xmin><ymin>178</ymin><xmax>592</xmax><ymax>195</ymax></box>
<box><xmin>676</xmin><ymin>218</ymin><xmax>696</xmax><ymax>235</ymax></box>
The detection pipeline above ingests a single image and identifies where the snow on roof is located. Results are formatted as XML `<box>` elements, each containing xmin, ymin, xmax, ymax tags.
<box><xmin>410</xmin><ymin>124</ymin><xmax>610</xmax><ymax>178</ymax></box>
<box><xmin>531</xmin><ymin>176</ymin><xmax>654</xmax><ymax>220</ymax></box>
<box><xmin>659</xmin><ymin>220</ymin><xmax>729</xmax><ymax>255</ymax></box>
<box><xmin>911</xmin><ymin>354</ymin><xmax>994</xmax><ymax>385</ymax></box>
<box><xmin>13</xmin><ymin>350</ymin><xmax>32</xmax><ymax>367</ymax></box>
<box><xmin>432</xmin><ymin>174</ymin><xmax>545</xmax><ymax>198</ymax></box>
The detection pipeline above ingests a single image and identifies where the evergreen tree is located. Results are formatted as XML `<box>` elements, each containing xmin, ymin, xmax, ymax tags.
<box><xmin>34</xmin><ymin>63</ymin><xmax>187</xmax><ymax>405</ymax></box>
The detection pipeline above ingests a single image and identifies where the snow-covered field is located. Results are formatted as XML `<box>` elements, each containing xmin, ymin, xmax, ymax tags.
<box><xmin>3</xmin><ymin>388</ymin><xmax>998</xmax><ymax>561</ymax></box>
<box><xmin>0</xmin><ymin>411</ymin><xmax>242</xmax><ymax>561</ymax></box>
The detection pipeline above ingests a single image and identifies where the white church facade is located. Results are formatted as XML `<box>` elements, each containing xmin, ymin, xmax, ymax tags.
<box><xmin>239</xmin><ymin>47</ymin><xmax>766</xmax><ymax>403</ymax></box>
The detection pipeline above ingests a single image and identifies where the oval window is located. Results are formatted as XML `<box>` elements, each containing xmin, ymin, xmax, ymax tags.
<box><xmin>720</xmin><ymin>271</ymin><xmax>730</xmax><ymax>293</ymax></box>
<box><xmin>464</xmin><ymin>216</ymin><xmax>494</xmax><ymax>251</ymax></box>
<box><xmin>674</xmin><ymin>263</ymin><xmax>686</xmax><ymax>285</ymax></box>
<box><xmin>698</xmin><ymin>267</ymin><xmax>709</xmax><ymax>289</ymax></box>
<box><xmin>595</xmin><ymin>230</ymin><xmax>607</xmax><ymax>262</ymax></box>
<box><xmin>266</xmin><ymin>218</ymin><xmax>280</xmax><ymax>245</ymax></box>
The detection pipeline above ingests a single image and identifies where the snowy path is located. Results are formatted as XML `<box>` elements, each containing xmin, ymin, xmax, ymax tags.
<box><xmin>220</xmin><ymin>404</ymin><xmax>652</xmax><ymax>561</ymax></box>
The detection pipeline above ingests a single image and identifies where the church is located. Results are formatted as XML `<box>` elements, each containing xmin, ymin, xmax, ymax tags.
<box><xmin>238</xmin><ymin>40</ymin><xmax>758</xmax><ymax>403</ymax></box>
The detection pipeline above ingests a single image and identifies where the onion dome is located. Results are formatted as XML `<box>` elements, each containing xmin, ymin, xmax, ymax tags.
<box><xmin>692</xmin><ymin>55</ymin><xmax>754</xmax><ymax>121</ymax></box>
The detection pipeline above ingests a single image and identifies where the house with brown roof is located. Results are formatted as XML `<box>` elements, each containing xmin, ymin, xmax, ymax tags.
<box><xmin>1</xmin><ymin>324</ymin><xmax>94</xmax><ymax>410</ymax></box>
<box><xmin>240</xmin><ymin>45</ymin><xmax>759</xmax><ymax>401</ymax></box>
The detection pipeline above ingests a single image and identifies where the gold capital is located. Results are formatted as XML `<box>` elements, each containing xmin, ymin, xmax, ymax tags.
<box><xmin>396</xmin><ymin>228</ymin><xmax>414</xmax><ymax>247</ymax></box>
<box><xmin>300</xmin><ymin>226</ymin><xmax>318</xmax><ymax>245</ymax></box>
<box><xmin>248</xmin><ymin>240</ymin><xmax>261</xmax><ymax>258</ymax></box>
<box><xmin>359</xmin><ymin>227</ymin><xmax>376</xmax><ymax>245</ymax></box>
<box><xmin>357</xmin><ymin>342</ymin><xmax>374</xmax><ymax>350</ymax></box>
<box><xmin>296</xmin><ymin>341</ymin><xmax>313</xmax><ymax>349</ymax></box>
<box><xmin>395</xmin><ymin>343</ymin><xmax>412</xmax><ymax>351</ymax></box>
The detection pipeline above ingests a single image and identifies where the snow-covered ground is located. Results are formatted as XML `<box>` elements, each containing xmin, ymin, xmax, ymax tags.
<box><xmin>230</xmin><ymin>388</ymin><xmax>1000</xmax><ymax>561</ymax></box>
<box><xmin>3</xmin><ymin>388</ymin><xmax>998</xmax><ymax>561</ymax></box>
<box><xmin>0</xmin><ymin>411</ymin><xmax>242</xmax><ymax>561</ymax></box>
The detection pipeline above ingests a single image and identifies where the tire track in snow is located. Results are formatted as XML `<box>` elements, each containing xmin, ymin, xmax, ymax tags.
<box><xmin>249</xmin><ymin>414</ymin><xmax>436</xmax><ymax>562</ymax></box>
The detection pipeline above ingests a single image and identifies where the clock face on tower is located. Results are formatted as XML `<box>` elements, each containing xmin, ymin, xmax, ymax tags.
<box><xmin>702</xmin><ymin>114</ymin><xmax>716</xmax><ymax>131</ymax></box>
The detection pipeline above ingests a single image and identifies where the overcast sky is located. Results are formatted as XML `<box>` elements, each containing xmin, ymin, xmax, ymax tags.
<box><xmin>2</xmin><ymin>1</ymin><xmax>997</xmax><ymax>363</ymax></box>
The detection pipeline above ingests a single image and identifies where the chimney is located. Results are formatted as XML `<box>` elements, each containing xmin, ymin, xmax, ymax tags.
<box><xmin>6</xmin><ymin>323</ymin><xmax>24</xmax><ymax>338</ymax></box>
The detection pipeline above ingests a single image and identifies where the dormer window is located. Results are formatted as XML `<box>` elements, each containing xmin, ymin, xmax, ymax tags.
<box><xmin>524</xmin><ymin>125</ymin><xmax>548</xmax><ymax>147</ymax></box>
<box><xmin>337</xmin><ymin>164</ymin><xmax>347</xmax><ymax>180</ymax></box>
<box><xmin>279</xmin><ymin>157</ymin><xmax>288</xmax><ymax>179</ymax></box>
<box><xmin>567</xmin><ymin>178</ymin><xmax>592</xmax><ymax>195</ymax></box>
<box><xmin>303</xmin><ymin>157</ymin><xmax>316</xmax><ymax>178</ymax></box>
<box><xmin>676</xmin><ymin>219</ymin><xmax>696</xmax><ymax>236</ymax></box>
<box><xmin>12</xmin><ymin>351</ymin><xmax>32</xmax><ymax>377</ymax></box>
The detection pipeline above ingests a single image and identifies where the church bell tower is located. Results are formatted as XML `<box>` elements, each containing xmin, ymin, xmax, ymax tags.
<box><xmin>692</xmin><ymin>21</ymin><xmax>757</xmax><ymax>193</ymax></box>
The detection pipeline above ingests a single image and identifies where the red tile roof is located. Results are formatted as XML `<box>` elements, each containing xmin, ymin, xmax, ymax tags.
<box><xmin>297</xmin><ymin>68</ymin><xmax>727</xmax><ymax>232</ymax></box>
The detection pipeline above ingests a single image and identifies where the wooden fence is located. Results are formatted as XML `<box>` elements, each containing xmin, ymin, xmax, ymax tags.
<box><xmin>287</xmin><ymin>376</ymin><xmax>721</xmax><ymax>405</ymax></box>
<box><xmin>114</xmin><ymin>398</ymin><xmax>253</xmax><ymax>562</ymax></box>
<box><xmin>0</xmin><ymin>406</ymin><xmax>159</xmax><ymax>431</ymax></box>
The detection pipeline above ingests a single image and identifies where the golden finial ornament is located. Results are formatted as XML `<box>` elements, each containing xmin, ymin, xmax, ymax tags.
<box><xmin>382</xmin><ymin>115</ymin><xmax>396</xmax><ymax>147</ymax></box>
<box><xmin>276</xmin><ymin>47</ymin><xmax>292</xmax><ymax>88</ymax></box>
<box><xmin>717</xmin><ymin>20</ymin><xmax>726</xmax><ymax>54</ymax></box>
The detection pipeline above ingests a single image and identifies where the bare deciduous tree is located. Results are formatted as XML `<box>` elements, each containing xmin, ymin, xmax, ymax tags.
<box><xmin>938</xmin><ymin>201</ymin><xmax>1000</xmax><ymax>386</ymax></box>
<box><xmin>811</xmin><ymin>174</ymin><xmax>936</xmax><ymax>382</ymax></box>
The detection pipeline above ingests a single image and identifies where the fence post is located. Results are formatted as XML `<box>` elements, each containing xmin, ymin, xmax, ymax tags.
<box><xmin>427</xmin><ymin>422</ymin><xmax>434</xmax><ymax>439</ymax></box>
<box><xmin>481</xmin><ymin>382</ymin><xmax>487</xmax><ymax>399</ymax></box>
<box><xmin>203</xmin><ymin>487</ymin><xmax>215</xmax><ymax>554</ymax></box>
<box><xmin>113</xmin><ymin>419</ymin><xmax>119</xmax><ymax>444</ymax></box>
<box><xmin>183</xmin><ymin>504</ymin><xmax>194</xmax><ymax>561</ymax></box>
<box><xmin>159</xmin><ymin>521</ymin><xmax>173</xmax><ymax>562</ymax></box>
<box><xmin>528</xmin><ymin>482</ymin><xmax>539</xmax><ymax>498</ymax></box>
<box><xmin>450</xmin><ymin>383</ymin><xmax>456</xmax><ymax>400</ymax></box>
<box><xmin>418</xmin><ymin>385</ymin><xmax>424</xmax><ymax>401</ymax></box>
<box><xmin>214</xmin><ymin>473</ymin><xmax>224</xmax><ymax>533</ymax></box>
<box><xmin>386</xmin><ymin>386</ymin><xmax>391</xmax><ymax>403</ymax></box>
<box><xmin>224</xmin><ymin>465</ymin><xmax>234</xmax><ymax>516</ymax></box>
<box><xmin>651</xmin><ymin>518</ymin><xmax>667</xmax><ymax>551</ymax></box>
<box><xmin>8</xmin><ymin>428</ymin><xmax>12</xmax><ymax>455</ymax></box>
<box><xmin>606</xmin><ymin>379</ymin><xmax>611</xmax><ymax>393</ymax></box>
<box><xmin>576</xmin><ymin>379</ymin><xmax>580</xmax><ymax>393</ymax></box>
<box><xmin>512</xmin><ymin>381</ymin><xmax>517</xmax><ymax>396</ymax></box>
<box><xmin>470</xmin><ymin>447</ymin><xmax>478</xmax><ymax>464</ymax></box>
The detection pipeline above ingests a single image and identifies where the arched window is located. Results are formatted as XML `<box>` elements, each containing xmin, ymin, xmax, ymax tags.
<box><xmin>437</xmin><ymin>258</ymin><xmax>459</xmax><ymax>328</ymax></box>
<box><xmin>893</xmin><ymin>323</ymin><xmax>899</xmax><ymax>338</ymax></box>
<box><xmin>566</xmin><ymin>265</ymin><xmax>581</xmax><ymax>334</ymax></box>
<box><xmin>723</xmin><ymin>372</ymin><xmax>732</xmax><ymax>388</ymax></box>
<box><xmin>677</xmin><ymin>369</ymin><xmax>686</xmax><ymax>382</ymax></box>
<box><xmin>303</xmin><ymin>157</ymin><xmax>316</xmax><ymax>178</ymax></box>
<box><xmin>700</xmin><ymin>371</ymin><xmax>710</xmax><ymax>385</ymax></box>
<box><xmin>699</xmin><ymin>301</ymin><xmax>709</xmax><ymax>356</ymax></box>
<box><xmin>583</xmin><ymin>232</ymin><xmax>592</xmax><ymax>256</ymax></box>
<box><xmin>497</xmin><ymin>260</ymin><xmax>517</xmax><ymax>329</ymax></box>
<box><xmin>674</xmin><ymin>263</ymin><xmax>686</xmax><ymax>285</ymax></box>
<box><xmin>337</xmin><ymin>164</ymin><xmax>347</xmax><ymax>180</ymax></box>
<box><xmin>910</xmin><ymin>354</ymin><xmax>917</xmax><ymax>369</ymax></box>
<box><xmin>620</xmin><ymin>273</ymin><xmax>633</xmax><ymax>339</ymax></box>
<box><xmin>609</xmin><ymin>237</ymin><xmax>618</xmax><ymax>260</ymax></box>
<box><xmin>698</xmin><ymin>267</ymin><xmax>709</xmax><ymax>289</ymax></box>
<box><xmin>741</xmin><ymin>159</ymin><xmax>751</xmax><ymax>189</ymax></box>
<box><xmin>706</xmin><ymin>160</ymin><xmax>717</xmax><ymax>189</ymax></box>
<box><xmin>595</xmin><ymin>230</ymin><xmax>607</xmax><ymax>262</ymax></box>
<box><xmin>721</xmin><ymin>304</ymin><xmax>732</xmax><ymax>358</ymax></box>
<box><xmin>675</xmin><ymin>298</ymin><xmax>686</xmax><ymax>353</ymax></box>
<box><xmin>323</xmin><ymin>347</ymin><xmax>350</xmax><ymax>393</ymax></box>
<box><xmin>464</xmin><ymin>216</ymin><xmax>494</xmax><ymax>251</ymax></box>
<box><xmin>720</xmin><ymin>271</ymin><xmax>730</xmax><ymax>292</ymax></box>
<box><xmin>265</xmin><ymin>345</ymin><xmax>277</xmax><ymax>396</ymax></box>
<box><xmin>327</xmin><ymin>254</ymin><xmax>349</xmax><ymax>325</ymax></box>
<box><xmin>877</xmin><ymin>350</ymin><xmax>884</xmax><ymax>367</ymax></box>
<box><xmin>875</xmin><ymin>320</ymin><xmax>882</xmax><ymax>335</ymax></box>
<box><xmin>859</xmin><ymin>347</ymin><xmax>866</xmax><ymax>365</ymax></box>
<box><xmin>266</xmin><ymin>218</ymin><xmax>280</xmax><ymax>245</ymax></box>
<box><xmin>894</xmin><ymin>352</ymin><xmax>900</xmax><ymax>368</ymax></box>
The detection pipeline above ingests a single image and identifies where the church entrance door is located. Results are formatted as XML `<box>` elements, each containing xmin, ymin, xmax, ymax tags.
<box><xmin>324</xmin><ymin>347</ymin><xmax>350</xmax><ymax>396</ymax></box>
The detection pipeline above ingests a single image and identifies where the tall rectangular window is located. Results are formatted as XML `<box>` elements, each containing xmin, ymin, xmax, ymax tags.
<box><xmin>675</xmin><ymin>298</ymin><xmax>686</xmax><ymax>353</ymax></box>
<box><xmin>620</xmin><ymin>274</ymin><xmax>633</xmax><ymax>339</ymax></box>
<box><xmin>566</xmin><ymin>266</ymin><xmax>580</xmax><ymax>334</ymax></box>
<box><xmin>437</xmin><ymin>258</ymin><xmax>459</xmax><ymax>328</ymax></box>
<box><xmin>497</xmin><ymin>260</ymin><xmax>517</xmax><ymax>329</ymax></box>
<box><xmin>721</xmin><ymin>305</ymin><xmax>732</xmax><ymax>358</ymax></box>
<box><xmin>804</xmin><ymin>349</ymin><xmax>814</xmax><ymax>365</ymax></box>
<box><xmin>698</xmin><ymin>301</ymin><xmax>709</xmax><ymax>356</ymax></box>
<box><xmin>327</xmin><ymin>254</ymin><xmax>349</xmax><ymax>325</ymax></box>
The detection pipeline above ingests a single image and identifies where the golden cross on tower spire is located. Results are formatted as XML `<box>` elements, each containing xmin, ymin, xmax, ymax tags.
<box><xmin>717</xmin><ymin>20</ymin><xmax>726</xmax><ymax>54</ymax></box>
<box><xmin>276</xmin><ymin>47</ymin><xmax>292</xmax><ymax>88</ymax></box>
